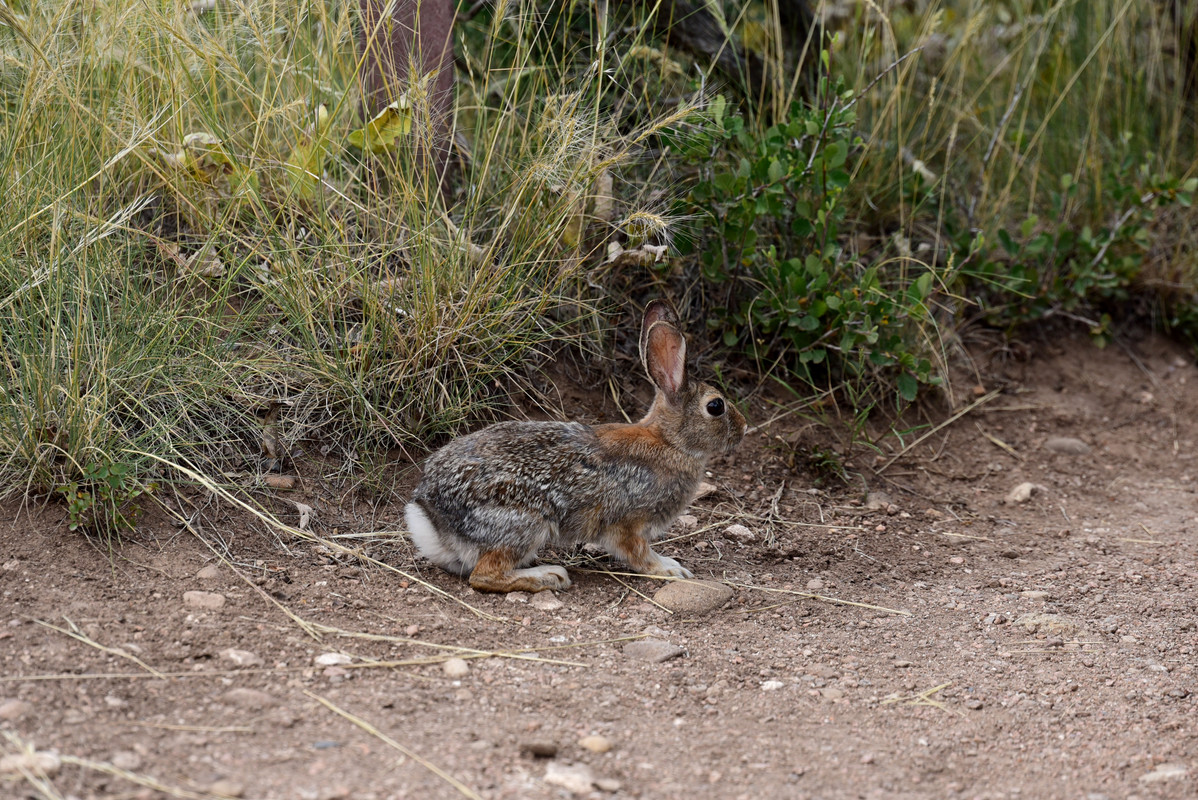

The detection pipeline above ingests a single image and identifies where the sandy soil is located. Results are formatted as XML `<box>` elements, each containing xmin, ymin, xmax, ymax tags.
<box><xmin>2</xmin><ymin>326</ymin><xmax>1197</xmax><ymax>800</ymax></box>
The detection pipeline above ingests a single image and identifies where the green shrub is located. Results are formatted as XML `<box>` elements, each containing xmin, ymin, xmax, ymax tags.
<box><xmin>677</xmin><ymin>71</ymin><xmax>945</xmax><ymax>403</ymax></box>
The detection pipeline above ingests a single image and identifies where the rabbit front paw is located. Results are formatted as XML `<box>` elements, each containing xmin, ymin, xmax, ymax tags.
<box><xmin>649</xmin><ymin>554</ymin><xmax>694</xmax><ymax>580</ymax></box>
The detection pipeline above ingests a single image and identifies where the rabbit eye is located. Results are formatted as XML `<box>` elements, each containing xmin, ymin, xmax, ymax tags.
<box><xmin>706</xmin><ymin>398</ymin><xmax>725</xmax><ymax>417</ymax></box>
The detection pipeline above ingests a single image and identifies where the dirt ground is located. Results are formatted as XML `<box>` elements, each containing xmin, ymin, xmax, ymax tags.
<box><xmin>2</xmin><ymin>325</ymin><xmax>1197</xmax><ymax>800</ymax></box>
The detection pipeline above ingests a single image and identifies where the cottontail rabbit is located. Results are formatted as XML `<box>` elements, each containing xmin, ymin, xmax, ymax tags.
<box><xmin>405</xmin><ymin>300</ymin><xmax>746</xmax><ymax>592</ymax></box>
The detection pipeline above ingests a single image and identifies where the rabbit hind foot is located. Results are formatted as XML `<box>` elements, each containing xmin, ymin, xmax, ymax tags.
<box><xmin>469</xmin><ymin>549</ymin><xmax>571</xmax><ymax>593</ymax></box>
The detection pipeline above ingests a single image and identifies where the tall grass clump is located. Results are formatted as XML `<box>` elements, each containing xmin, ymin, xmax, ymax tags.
<box><xmin>0</xmin><ymin>0</ymin><xmax>697</xmax><ymax>531</ymax></box>
<box><xmin>831</xmin><ymin>0</ymin><xmax>1198</xmax><ymax>340</ymax></box>
<box><xmin>648</xmin><ymin>0</ymin><xmax>1197</xmax><ymax>407</ymax></box>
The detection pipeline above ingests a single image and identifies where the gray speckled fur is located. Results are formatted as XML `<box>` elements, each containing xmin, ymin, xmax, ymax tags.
<box><xmin>405</xmin><ymin>300</ymin><xmax>746</xmax><ymax>585</ymax></box>
<box><xmin>408</xmin><ymin>420</ymin><xmax>703</xmax><ymax>571</ymax></box>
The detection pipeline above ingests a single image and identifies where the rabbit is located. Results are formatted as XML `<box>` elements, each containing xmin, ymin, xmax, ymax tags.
<box><xmin>404</xmin><ymin>300</ymin><xmax>747</xmax><ymax>593</ymax></box>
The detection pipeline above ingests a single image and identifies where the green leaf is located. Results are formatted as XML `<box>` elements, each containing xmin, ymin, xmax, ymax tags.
<box><xmin>285</xmin><ymin>104</ymin><xmax>331</xmax><ymax>200</ymax></box>
<box><xmin>347</xmin><ymin>96</ymin><xmax>412</xmax><ymax>154</ymax></box>
<box><xmin>825</xmin><ymin>140</ymin><xmax>847</xmax><ymax>168</ymax></box>
<box><xmin>897</xmin><ymin>373</ymin><xmax>918</xmax><ymax>402</ymax></box>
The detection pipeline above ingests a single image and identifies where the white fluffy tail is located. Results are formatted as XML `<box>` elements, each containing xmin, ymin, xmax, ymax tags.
<box><xmin>405</xmin><ymin>501</ymin><xmax>475</xmax><ymax>575</ymax></box>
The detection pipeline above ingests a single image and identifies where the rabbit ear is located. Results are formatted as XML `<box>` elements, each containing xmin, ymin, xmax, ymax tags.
<box><xmin>639</xmin><ymin>300</ymin><xmax>680</xmax><ymax>370</ymax></box>
<box><xmin>644</xmin><ymin>321</ymin><xmax>688</xmax><ymax>399</ymax></box>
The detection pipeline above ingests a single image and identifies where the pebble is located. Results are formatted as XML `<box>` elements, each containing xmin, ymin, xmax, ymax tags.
<box><xmin>652</xmin><ymin>580</ymin><xmax>733</xmax><ymax>614</ymax></box>
<box><xmin>692</xmin><ymin>482</ymin><xmax>717</xmax><ymax>500</ymax></box>
<box><xmin>207</xmin><ymin>778</ymin><xmax>246</xmax><ymax>797</ymax></box>
<box><xmin>531</xmin><ymin>592</ymin><xmax>563</xmax><ymax>611</ymax></box>
<box><xmin>724</xmin><ymin>524</ymin><xmax>756</xmax><ymax>543</ymax></box>
<box><xmin>442</xmin><ymin>658</ymin><xmax>470</xmax><ymax>678</ymax></box>
<box><xmin>0</xmin><ymin>699</ymin><xmax>32</xmax><ymax>720</ymax></box>
<box><xmin>0</xmin><ymin>751</ymin><xmax>61</xmax><ymax>776</ymax></box>
<box><xmin>1014</xmin><ymin>613</ymin><xmax>1079</xmax><ymax>637</ymax></box>
<box><xmin>1099</xmin><ymin>616</ymin><xmax>1121</xmax><ymax>633</ymax></box>
<box><xmin>221</xmin><ymin>648</ymin><xmax>263</xmax><ymax>667</ymax></box>
<box><xmin>578</xmin><ymin>735</ymin><xmax>612</xmax><ymax>753</ymax></box>
<box><xmin>864</xmin><ymin>491</ymin><xmax>895</xmax><ymax>512</ymax></box>
<box><xmin>505</xmin><ymin>592</ymin><xmax>530</xmax><ymax>604</ymax></box>
<box><xmin>1138</xmin><ymin>763</ymin><xmax>1188</xmax><ymax>783</ymax></box>
<box><xmin>262</xmin><ymin>474</ymin><xmax>295</xmax><ymax>490</ymax></box>
<box><xmin>624</xmin><ymin>638</ymin><xmax>686</xmax><ymax>663</ymax></box>
<box><xmin>805</xmin><ymin>578</ymin><xmax>825</xmax><ymax>591</ymax></box>
<box><xmin>596</xmin><ymin>778</ymin><xmax>622</xmax><ymax>792</ymax></box>
<box><xmin>675</xmin><ymin>514</ymin><xmax>699</xmax><ymax>530</ymax></box>
<box><xmin>111</xmin><ymin>751</ymin><xmax>142</xmax><ymax>771</ymax></box>
<box><xmin>520</xmin><ymin>741</ymin><xmax>558</xmax><ymax>758</ymax></box>
<box><xmin>544</xmin><ymin>762</ymin><xmax>597</xmax><ymax>795</ymax></box>
<box><xmin>1020</xmin><ymin>590</ymin><xmax>1050</xmax><ymax>600</ymax></box>
<box><xmin>196</xmin><ymin>564</ymin><xmax>221</xmax><ymax>581</ymax></box>
<box><xmin>314</xmin><ymin>653</ymin><xmax>352</xmax><ymax>667</ymax></box>
<box><xmin>760</xmin><ymin>680</ymin><xmax>785</xmax><ymax>691</ymax></box>
<box><xmin>183</xmin><ymin>590</ymin><xmax>226</xmax><ymax>610</ymax></box>
<box><xmin>820</xmin><ymin>687</ymin><xmax>844</xmax><ymax>701</ymax></box>
<box><xmin>223</xmin><ymin>688</ymin><xmax>277</xmax><ymax>710</ymax></box>
<box><xmin>1004</xmin><ymin>482</ymin><xmax>1045</xmax><ymax>504</ymax></box>
<box><xmin>1044</xmin><ymin>436</ymin><xmax>1091</xmax><ymax>455</ymax></box>
<box><xmin>965</xmin><ymin>699</ymin><xmax>984</xmax><ymax>710</ymax></box>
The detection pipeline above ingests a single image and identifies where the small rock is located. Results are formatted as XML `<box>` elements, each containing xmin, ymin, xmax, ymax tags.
<box><xmin>596</xmin><ymin>778</ymin><xmax>622</xmax><ymax>792</ymax></box>
<box><xmin>893</xmin><ymin>660</ymin><xmax>914</xmax><ymax>668</ymax></box>
<box><xmin>805</xmin><ymin>578</ymin><xmax>825</xmax><ymax>591</ymax></box>
<box><xmin>111</xmin><ymin>751</ymin><xmax>142</xmax><ymax>771</ymax></box>
<box><xmin>521</xmin><ymin>741</ymin><xmax>558</xmax><ymax>758</ymax></box>
<box><xmin>1020</xmin><ymin>590</ymin><xmax>1050</xmax><ymax>600</ymax></box>
<box><xmin>724</xmin><ymin>524</ymin><xmax>756</xmax><ymax>543</ymax></box>
<box><xmin>207</xmin><ymin>778</ymin><xmax>246</xmax><ymax>797</ymax></box>
<box><xmin>196</xmin><ymin>564</ymin><xmax>221</xmax><ymax>581</ymax></box>
<box><xmin>1004</xmin><ymin>482</ymin><xmax>1046</xmax><ymax>504</ymax></box>
<box><xmin>760</xmin><ymin>680</ymin><xmax>785</xmax><ymax>691</ymax></box>
<box><xmin>865</xmin><ymin>491</ymin><xmax>895</xmax><ymax>512</ymax></box>
<box><xmin>860</xmin><ymin>753</ymin><xmax>875</xmax><ymax>765</ymax></box>
<box><xmin>262</xmin><ymin>474</ymin><xmax>296</xmax><ymax>490</ymax></box>
<box><xmin>314</xmin><ymin>653</ymin><xmax>352</xmax><ymax>667</ymax></box>
<box><xmin>0</xmin><ymin>751</ymin><xmax>61</xmax><ymax>776</ymax></box>
<box><xmin>1044</xmin><ymin>436</ymin><xmax>1091</xmax><ymax>455</ymax></box>
<box><xmin>530</xmin><ymin>592</ymin><xmax>563</xmax><ymax>612</ymax></box>
<box><xmin>442</xmin><ymin>658</ymin><xmax>470</xmax><ymax>678</ymax></box>
<box><xmin>505</xmin><ymin>592</ymin><xmax>530</xmax><ymax>604</ymax></box>
<box><xmin>623</xmin><ymin>638</ymin><xmax>686</xmax><ymax>663</ymax></box>
<box><xmin>1015</xmin><ymin>613</ymin><xmax>1079</xmax><ymax>637</ymax></box>
<box><xmin>221</xmin><ymin>648</ymin><xmax>263</xmax><ymax>667</ymax></box>
<box><xmin>0</xmin><ymin>699</ymin><xmax>33</xmax><ymax>720</ymax></box>
<box><xmin>578</xmin><ymin>735</ymin><xmax>612</xmax><ymax>754</ymax></box>
<box><xmin>1138</xmin><ymin>763</ymin><xmax>1188</xmax><ymax>783</ymax></box>
<box><xmin>1099</xmin><ymin>616</ymin><xmax>1121</xmax><ymax>634</ymax></box>
<box><xmin>183</xmin><ymin>590</ymin><xmax>226</xmax><ymax>610</ymax></box>
<box><xmin>544</xmin><ymin>762</ymin><xmax>597</xmax><ymax>795</ymax></box>
<box><xmin>652</xmin><ymin>580</ymin><xmax>733</xmax><ymax>615</ymax></box>
<box><xmin>223</xmin><ymin>688</ymin><xmax>277</xmax><ymax>710</ymax></box>
<box><xmin>820</xmin><ymin>687</ymin><xmax>844</xmax><ymax>701</ymax></box>
<box><xmin>965</xmin><ymin>698</ymin><xmax>984</xmax><ymax>710</ymax></box>
<box><xmin>675</xmin><ymin>514</ymin><xmax>699</xmax><ymax>530</ymax></box>
<box><xmin>692</xmin><ymin>482</ymin><xmax>717</xmax><ymax>500</ymax></box>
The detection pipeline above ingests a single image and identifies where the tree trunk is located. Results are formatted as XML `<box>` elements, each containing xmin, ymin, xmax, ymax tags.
<box><xmin>357</xmin><ymin>0</ymin><xmax>456</xmax><ymax>190</ymax></box>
